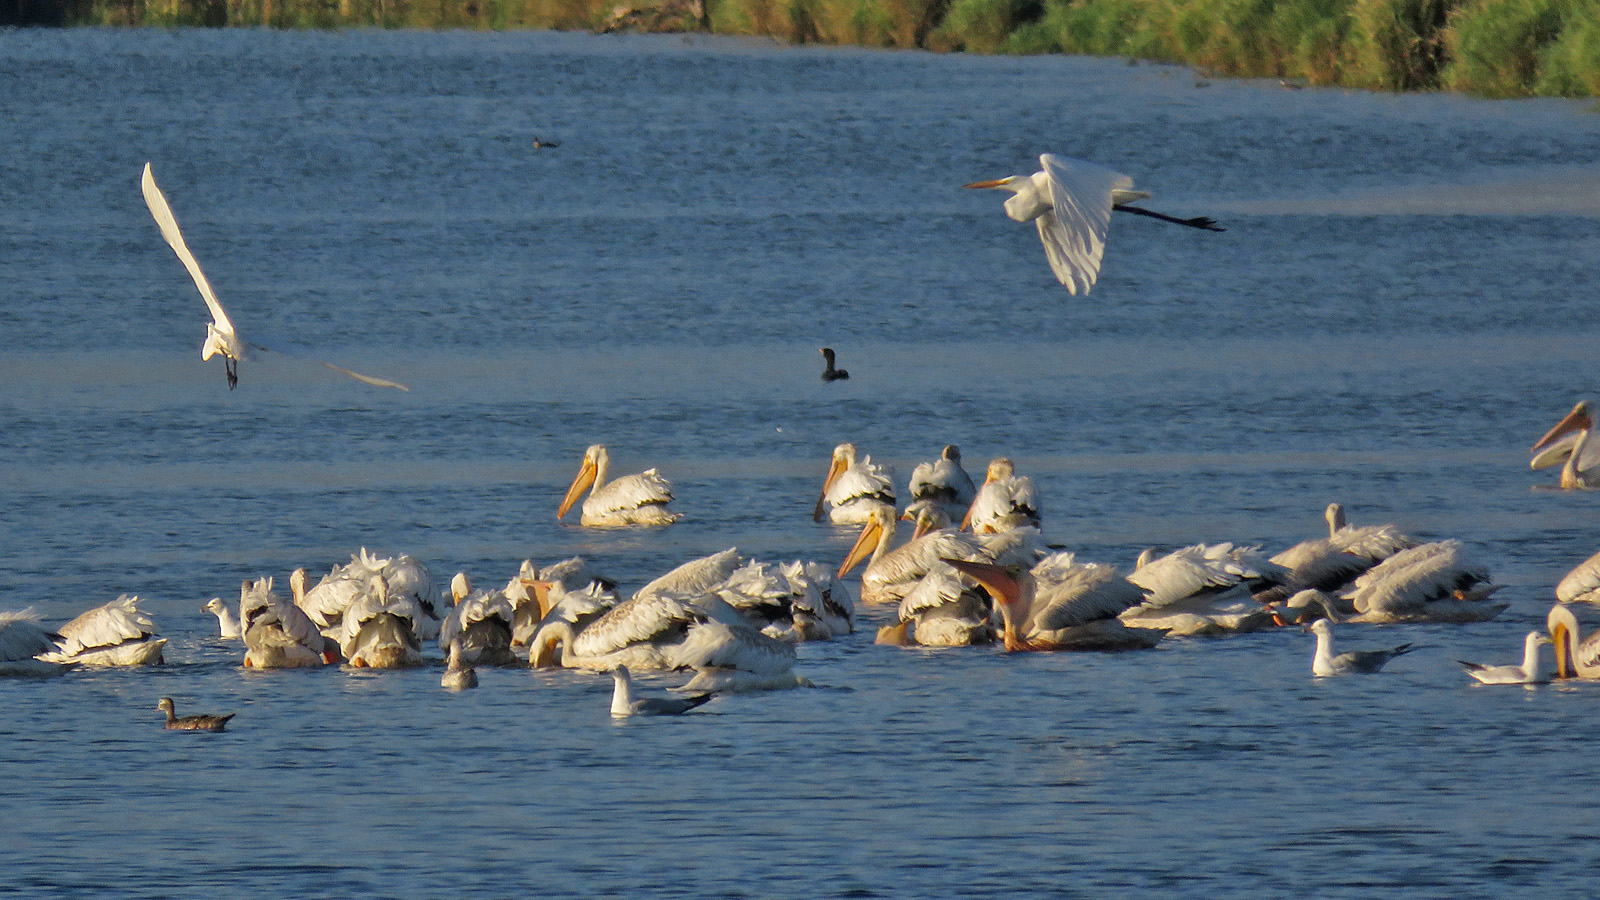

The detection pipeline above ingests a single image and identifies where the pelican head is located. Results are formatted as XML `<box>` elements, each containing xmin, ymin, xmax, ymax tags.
<box><xmin>942</xmin><ymin>444</ymin><xmax>962</xmax><ymax>463</ymax></box>
<box><xmin>451</xmin><ymin>572</ymin><xmax>472</xmax><ymax>605</ymax></box>
<box><xmin>1325</xmin><ymin>502</ymin><xmax>1347</xmax><ymax>535</ymax></box>
<box><xmin>904</xmin><ymin>502</ymin><xmax>951</xmax><ymax>539</ymax></box>
<box><xmin>838</xmin><ymin>504</ymin><xmax>895</xmax><ymax>578</ymax></box>
<box><xmin>1532</xmin><ymin>401</ymin><xmax>1592</xmax><ymax>456</ymax></box>
<box><xmin>983</xmin><ymin>458</ymin><xmax>1015</xmax><ymax>483</ymax></box>
<box><xmin>814</xmin><ymin>443</ymin><xmax>858</xmax><ymax>522</ymax></box>
<box><xmin>1548</xmin><ymin>603</ymin><xmax>1581</xmax><ymax>678</ymax></box>
<box><xmin>558</xmin><ymin>444</ymin><xmax>609</xmax><ymax>520</ymax></box>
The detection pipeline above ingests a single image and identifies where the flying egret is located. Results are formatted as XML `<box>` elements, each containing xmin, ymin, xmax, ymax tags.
<box><xmin>964</xmin><ymin>153</ymin><xmax>1224</xmax><ymax>295</ymax></box>
<box><xmin>140</xmin><ymin>163</ymin><xmax>408</xmax><ymax>391</ymax></box>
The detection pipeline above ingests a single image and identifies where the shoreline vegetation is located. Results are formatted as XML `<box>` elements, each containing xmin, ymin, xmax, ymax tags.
<box><xmin>7</xmin><ymin>0</ymin><xmax>1599</xmax><ymax>98</ymax></box>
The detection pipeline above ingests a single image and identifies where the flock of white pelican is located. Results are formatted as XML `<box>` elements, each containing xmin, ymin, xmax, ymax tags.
<box><xmin>9</xmin><ymin>165</ymin><xmax>1590</xmax><ymax>719</ymax></box>
<box><xmin>6</xmin><ymin>420</ymin><xmax>1600</xmax><ymax>719</ymax></box>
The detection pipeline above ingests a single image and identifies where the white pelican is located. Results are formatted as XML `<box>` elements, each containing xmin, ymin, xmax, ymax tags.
<box><xmin>962</xmin><ymin>458</ymin><xmax>1039</xmax><ymax>534</ymax></box>
<box><xmin>41</xmin><ymin>595</ymin><xmax>166</xmax><ymax>666</ymax></box>
<box><xmin>1305</xmin><ymin>619</ymin><xmax>1412</xmax><ymax>676</ymax></box>
<box><xmin>908</xmin><ymin>445</ymin><xmax>977</xmax><ymax>519</ymax></box>
<box><xmin>712</xmin><ymin>559</ymin><xmax>854</xmax><ymax>642</ymax></box>
<box><xmin>1547</xmin><ymin>604</ymin><xmax>1600</xmax><ymax>678</ymax></box>
<box><xmin>440</xmin><ymin>573</ymin><xmax>517</xmax><ymax>666</ymax></box>
<box><xmin>140</xmin><ymin>163</ymin><xmax>408</xmax><ymax>391</ymax></box>
<box><xmin>813</xmin><ymin>443</ymin><xmax>895</xmax><ymax>525</ymax></box>
<box><xmin>441</xmin><ymin>638</ymin><xmax>479</xmax><ymax>691</ymax></box>
<box><xmin>819</xmin><ymin>347</ymin><xmax>849</xmax><ymax>382</ymax></box>
<box><xmin>339</xmin><ymin>574</ymin><xmax>426</xmax><ymax>668</ymax></box>
<box><xmin>611</xmin><ymin>665</ymin><xmax>713</xmax><ymax>717</ymax></box>
<box><xmin>667</xmin><ymin>620</ymin><xmax>808</xmax><ymax>693</ymax></box>
<box><xmin>838</xmin><ymin>505</ymin><xmax>984</xmax><ymax>605</ymax></box>
<box><xmin>1122</xmin><ymin>543</ymin><xmax>1286</xmax><ymax>635</ymax></box>
<box><xmin>0</xmin><ymin>609</ymin><xmax>70</xmax><ymax>676</ymax></box>
<box><xmin>1259</xmin><ymin>502</ymin><xmax>1419</xmax><ymax>604</ymax></box>
<box><xmin>528</xmin><ymin>591</ymin><xmax>744</xmax><ymax>671</ymax></box>
<box><xmin>516</xmin><ymin>578</ymin><xmax>618</xmax><ymax>649</ymax></box>
<box><xmin>240</xmin><ymin>577</ymin><xmax>339</xmax><ymax>668</ymax></box>
<box><xmin>296</xmin><ymin>550</ymin><xmax>440</xmax><ymax>641</ymax></box>
<box><xmin>1556</xmin><ymin>549</ymin><xmax>1600</xmax><ymax>604</ymax></box>
<box><xmin>557</xmin><ymin>444</ymin><xmax>680</xmax><ymax>526</ymax></box>
<box><xmin>636</xmin><ymin>547</ymin><xmax>747</xmax><ymax>601</ymax></box>
<box><xmin>964</xmin><ymin>153</ymin><xmax>1223</xmax><ymax>295</ymax></box>
<box><xmin>202</xmin><ymin>597</ymin><xmax>241</xmax><ymax>639</ymax></box>
<box><xmin>1342</xmin><ymin>540</ymin><xmax>1504</xmax><ymax>623</ymax></box>
<box><xmin>1530</xmin><ymin>401</ymin><xmax>1600</xmax><ymax>489</ymax></box>
<box><xmin>876</xmin><ymin>562</ymin><xmax>997</xmax><ymax>648</ymax></box>
<box><xmin>1458</xmin><ymin>631</ymin><xmax>1551</xmax><ymax>685</ymax></box>
<box><xmin>945</xmin><ymin>554</ymin><xmax>1160</xmax><ymax>651</ymax></box>
<box><xmin>504</xmin><ymin>555</ymin><xmax>599</xmax><ymax>642</ymax></box>
<box><xmin>157</xmin><ymin>698</ymin><xmax>234</xmax><ymax>732</ymax></box>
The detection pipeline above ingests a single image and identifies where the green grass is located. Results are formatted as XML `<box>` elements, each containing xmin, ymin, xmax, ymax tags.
<box><xmin>69</xmin><ymin>0</ymin><xmax>1600</xmax><ymax>98</ymax></box>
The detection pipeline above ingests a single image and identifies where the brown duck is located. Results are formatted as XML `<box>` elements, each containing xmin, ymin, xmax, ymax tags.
<box><xmin>157</xmin><ymin>697</ymin><xmax>235</xmax><ymax>732</ymax></box>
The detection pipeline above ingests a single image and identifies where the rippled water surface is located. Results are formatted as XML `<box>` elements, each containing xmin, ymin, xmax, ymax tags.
<box><xmin>3</xmin><ymin>28</ymin><xmax>1600</xmax><ymax>899</ymax></box>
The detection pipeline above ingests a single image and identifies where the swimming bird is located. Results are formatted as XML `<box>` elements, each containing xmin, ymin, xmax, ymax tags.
<box><xmin>964</xmin><ymin>153</ymin><xmax>1223</xmax><ymax>295</ymax></box>
<box><xmin>1341</xmin><ymin>540</ymin><xmax>1504</xmax><ymax>623</ymax></box>
<box><xmin>157</xmin><ymin>697</ymin><xmax>235</xmax><ymax>732</ymax></box>
<box><xmin>441</xmin><ymin>637</ymin><xmax>479</xmax><ymax>690</ymax></box>
<box><xmin>240</xmin><ymin>577</ymin><xmax>339</xmax><ymax>668</ymax></box>
<box><xmin>1121</xmin><ymin>543</ymin><xmax>1286</xmax><ymax>635</ymax></box>
<box><xmin>1305</xmin><ymin>619</ymin><xmax>1412</xmax><ymax>675</ymax></box>
<box><xmin>202</xmin><ymin>597</ymin><xmax>241</xmax><ymax>639</ymax></box>
<box><xmin>1458</xmin><ymin>631</ymin><xmax>1551</xmax><ymax>684</ymax></box>
<box><xmin>876</xmin><ymin>562</ymin><xmax>997</xmax><ymax>647</ymax></box>
<box><xmin>838</xmin><ymin>505</ymin><xmax>985</xmax><ymax>605</ymax></box>
<box><xmin>907</xmin><ymin>445</ymin><xmax>977</xmax><ymax>519</ymax></box>
<box><xmin>41</xmin><ymin>595</ymin><xmax>166</xmax><ymax>666</ymax></box>
<box><xmin>1257</xmin><ymin>502</ymin><xmax>1419</xmax><ymax>604</ymax></box>
<box><xmin>0</xmin><ymin>609</ymin><xmax>70</xmax><ymax>676</ymax></box>
<box><xmin>139</xmin><ymin>163</ymin><xmax>408</xmax><ymax>391</ymax></box>
<box><xmin>531</xmin><ymin>136</ymin><xmax>561</xmax><ymax>149</ymax></box>
<box><xmin>943</xmin><ymin>554</ymin><xmax>1160</xmax><ymax>651</ymax></box>
<box><xmin>339</xmin><ymin>574</ymin><xmax>426</xmax><ymax>668</ymax></box>
<box><xmin>1547</xmin><ymin>603</ymin><xmax>1600</xmax><ymax>678</ymax></box>
<box><xmin>557</xmin><ymin>444</ymin><xmax>680</xmax><ymax>526</ymax></box>
<box><xmin>819</xmin><ymin>347</ymin><xmax>849</xmax><ymax>382</ymax></box>
<box><xmin>440</xmin><ymin>572</ymin><xmax>517</xmax><ymax>666</ymax></box>
<box><xmin>610</xmin><ymin>665</ymin><xmax>712</xmax><ymax>717</ymax></box>
<box><xmin>962</xmin><ymin>458</ymin><xmax>1039</xmax><ymax>533</ymax></box>
<box><xmin>1530</xmin><ymin>401</ymin><xmax>1600</xmax><ymax>489</ymax></box>
<box><xmin>813</xmin><ymin>442</ymin><xmax>895</xmax><ymax>525</ymax></box>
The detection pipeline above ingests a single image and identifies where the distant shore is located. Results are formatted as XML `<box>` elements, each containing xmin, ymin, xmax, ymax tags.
<box><xmin>8</xmin><ymin>0</ymin><xmax>1597</xmax><ymax>99</ymax></box>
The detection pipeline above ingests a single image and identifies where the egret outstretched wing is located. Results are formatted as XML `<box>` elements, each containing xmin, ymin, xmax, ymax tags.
<box><xmin>1036</xmin><ymin>154</ymin><xmax>1138</xmax><ymax>295</ymax></box>
<box><xmin>246</xmin><ymin>336</ymin><xmax>410</xmax><ymax>391</ymax></box>
<box><xmin>141</xmin><ymin>162</ymin><xmax>235</xmax><ymax>341</ymax></box>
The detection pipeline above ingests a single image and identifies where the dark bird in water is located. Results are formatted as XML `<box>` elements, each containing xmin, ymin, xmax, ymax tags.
<box><xmin>157</xmin><ymin>697</ymin><xmax>235</xmax><ymax>732</ymax></box>
<box><xmin>531</xmin><ymin>136</ymin><xmax>561</xmax><ymax>149</ymax></box>
<box><xmin>820</xmin><ymin>348</ymin><xmax>849</xmax><ymax>382</ymax></box>
<box><xmin>610</xmin><ymin>665</ymin><xmax>713</xmax><ymax>717</ymax></box>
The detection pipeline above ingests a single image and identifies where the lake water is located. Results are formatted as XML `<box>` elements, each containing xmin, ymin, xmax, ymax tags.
<box><xmin>3</xmin><ymin>27</ymin><xmax>1600</xmax><ymax>898</ymax></box>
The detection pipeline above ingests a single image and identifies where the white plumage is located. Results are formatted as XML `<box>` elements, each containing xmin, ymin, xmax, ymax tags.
<box><xmin>140</xmin><ymin>163</ymin><xmax>408</xmax><ymax>391</ymax></box>
<box><xmin>907</xmin><ymin>445</ymin><xmax>977</xmax><ymax>519</ymax></box>
<box><xmin>1530</xmin><ymin>401</ymin><xmax>1600</xmax><ymax>489</ymax></box>
<box><xmin>202</xmin><ymin>597</ymin><xmax>241</xmax><ymax>639</ymax></box>
<box><xmin>241</xmin><ymin>577</ymin><xmax>338</xmax><ymax>668</ymax></box>
<box><xmin>1556</xmin><ymin>549</ymin><xmax>1600</xmax><ymax>604</ymax></box>
<box><xmin>1459</xmin><ymin>631</ymin><xmax>1551</xmax><ymax>685</ymax></box>
<box><xmin>558</xmin><ymin>444</ymin><xmax>680</xmax><ymax>526</ymax></box>
<box><xmin>964</xmin><ymin>153</ymin><xmax>1222</xmax><ymax>295</ymax></box>
<box><xmin>1343</xmin><ymin>540</ymin><xmax>1503</xmax><ymax>622</ymax></box>
<box><xmin>1122</xmin><ymin>543</ymin><xmax>1285</xmax><ymax>635</ymax></box>
<box><xmin>440</xmin><ymin>573</ymin><xmax>517</xmax><ymax>666</ymax></box>
<box><xmin>963</xmin><ymin>458</ymin><xmax>1039</xmax><ymax>534</ymax></box>
<box><xmin>339</xmin><ymin>574</ymin><xmax>425</xmax><ymax>668</ymax></box>
<box><xmin>42</xmin><ymin>595</ymin><xmax>166</xmax><ymax>666</ymax></box>
<box><xmin>1306</xmin><ymin>619</ymin><xmax>1412</xmax><ymax>676</ymax></box>
<box><xmin>943</xmin><ymin>555</ymin><xmax>1160</xmax><ymax>651</ymax></box>
<box><xmin>1547</xmin><ymin>604</ymin><xmax>1600</xmax><ymax>679</ymax></box>
<box><xmin>838</xmin><ymin>505</ymin><xmax>986</xmax><ymax>605</ymax></box>
<box><xmin>813</xmin><ymin>443</ymin><xmax>895</xmax><ymax>525</ymax></box>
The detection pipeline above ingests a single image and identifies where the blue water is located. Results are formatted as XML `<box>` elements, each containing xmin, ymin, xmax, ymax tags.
<box><xmin>3</xmin><ymin>28</ymin><xmax>1600</xmax><ymax>898</ymax></box>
